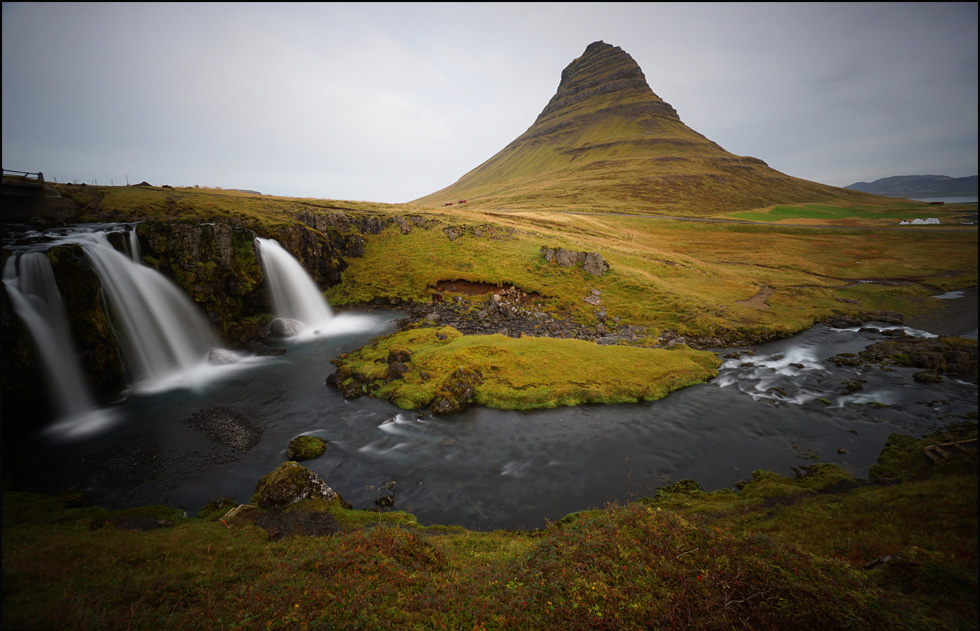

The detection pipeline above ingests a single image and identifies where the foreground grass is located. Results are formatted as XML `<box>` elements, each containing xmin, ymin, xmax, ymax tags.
<box><xmin>3</xmin><ymin>425</ymin><xmax>975</xmax><ymax>630</ymax></box>
<box><xmin>330</xmin><ymin>326</ymin><xmax>720</xmax><ymax>410</ymax></box>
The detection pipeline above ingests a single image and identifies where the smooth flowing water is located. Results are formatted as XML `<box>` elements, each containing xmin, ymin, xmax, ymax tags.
<box><xmin>14</xmin><ymin>314</ymin><xmax>975</xmax><ymax>531</ymax></box>
<box><xmin>2</xmin><ymin>252</ymin><xmax>105</xmax><ymax>434</ymax></box>
<box><xmin>255</xmin><ymin>237</ymin><xmax>334</xmax><ymax>338</ymax></box>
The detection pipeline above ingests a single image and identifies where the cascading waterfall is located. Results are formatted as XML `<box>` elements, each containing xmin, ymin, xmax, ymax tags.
<box><xmin>2</xmin><ymin>224</ymin><xmax>248</xmax><ymax>437</ymax></box>
<box><xmin>255</xmin><ymin>238</ymin><xmax>334</xmax><ymax>334</ymax></box>
<box><xmin>76</xmin><ymin>230</ymin><xmax>227</xmax><ymax>388</ymax></box>
<box><xmin>126</xmin><ymin>227</ymin><xmax>141</xmax><ymax>262</ymax></box>
<box><xmin>2</xmin><ymin>252</ymin><xmax>108</xmax><ymax>435</ymax></box>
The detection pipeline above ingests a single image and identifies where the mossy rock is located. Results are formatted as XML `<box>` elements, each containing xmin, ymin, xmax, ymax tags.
<box><xmin>251</xmin><ymin>461</ymin><xmax>347</xmax><ymax>510</ymax></box>
<box><xmin>429</xmin><ymin>367</ymin><xmax>482</xmax><ymax>415</ymax></box>
<box><xmin>655</xmin><ymin>479</ymin><xmax>705</xmax><ymax>498</ymax></box>
<box><xmin>197</xmin><ymin>497</ymin><xmax>238</xmax><ymax>520</ymax></box>
<box><xmin>286</xmin><ymin>435</ymin><xmax>328</xmax><ymax>461</ymax></box>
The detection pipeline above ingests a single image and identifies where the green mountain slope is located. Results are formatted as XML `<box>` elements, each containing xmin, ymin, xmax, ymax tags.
<box><xmin>414</xmin><ymin>41</ymin><xmax>883</xmax><ymax>215</ymax></box>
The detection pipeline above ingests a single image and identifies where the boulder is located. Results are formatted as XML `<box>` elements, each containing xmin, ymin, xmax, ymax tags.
<box><xmin>584</xmin><ymin>289</ymin><xmax>603</xmax><ymax>306</ymax></box>
<box><xmin>541</xmin><ymin>246</ymin><xmax>609</xmax><ymax>276</ymax></box>
<box><xmin>251</xmin><ymin>461</ymin><xmax>346</xmax><ymax>510</ymax></box>
<box><xmin>583</xmin><ymin>252</ymin><xmax>610</xmax><ymax>276</ymax></box>
<box><xmin>556</xmin><ymin>248</ymin><xmax>586</xmax><ymax>268</ymax></box>
<box><xmin>208</xmin><ymin>348</ymin><xmax>240</xmax><ymax>365</ymax></box>
<box><xmin>386</xmin><ymin>362</ymin><xmax>411</xmax><ymax>383</ymax></box>
<box><xmin>387</xmin><ymin>346</ymin><xmax>414</xmax><ymax>364</ymax></box>
<box><xmin>429</xmin><ymin>367</ymin><xmax>482</xmax><ymax>415</ymax></box>
<box><xmin>286</xmin><ymin>435</ymin><xmax>328</xmax><ymax>461</ymax></box>
<box><xmin>269</xmin><ymin>317</ymin><xmax>303</xmax><ymax>338</ymax></box>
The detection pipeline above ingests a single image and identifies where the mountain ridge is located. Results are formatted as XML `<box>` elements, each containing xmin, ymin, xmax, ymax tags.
<box><xmin>845</xmin><ymin>174</ymin><xmax>978</xmax><ymax>198</ymax></box>
<box><xmin>413</xmin><ymin>41</ymin><xmax>882</xmax><ymax>214</ymax></box>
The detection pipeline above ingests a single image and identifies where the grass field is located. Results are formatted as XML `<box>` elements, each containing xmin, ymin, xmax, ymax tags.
<box><xmin>724</xmin><ymin>202</ymin><xmax>976</xmax><ymax>226</ymax></box>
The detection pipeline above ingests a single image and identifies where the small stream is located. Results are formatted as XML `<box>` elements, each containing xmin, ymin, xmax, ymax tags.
<box><xmin>16</xmin><ymin>312</ymin><xmax>977</xmax><ymax>531</ymax></box>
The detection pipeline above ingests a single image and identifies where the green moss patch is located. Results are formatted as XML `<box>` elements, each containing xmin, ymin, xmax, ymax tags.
<box><xmin>329</xmin><ymin>326</ymin><xmax>720</xmax><ymax>412</ymax></box>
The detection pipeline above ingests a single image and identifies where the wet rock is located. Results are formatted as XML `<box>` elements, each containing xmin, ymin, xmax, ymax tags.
<box><xmin>340</xmin><ymin>380</ymin><xmax>365</xmax><ymax>399</ymax></box>
<box><xmin>287</xmin><ymin>435</ymin><xmax>328</xmax><ymax>461</ymax></box>
<box><xmin>251</xmin><ymin>461</ymin><xmax>347</xmax><ymax>510</ymax></box>
<box><xmin>913</xmin><ymin>370</ymin><xmax>944</xmax><ymax>383</ymax></box>
<box><xmin>430</xmin><ymin>367</ymin><xmax>482</xmax><ymax>415</ymax></box>
<box><xmin>842</xmin><ymin>379</ymin><xmax>866</xmax><ymax>394</ymax></box>
<box><xmin>269</xmin><ymin>317</ymin><xmax>303</xmax><ymax>338</ymax></box>
<box><xmin>850</xmin><ymin>337</ymin><xmax>977</xmax><ymax>375</ymax></box>
<box><xmin>208</xmin><ymin>348</ymin><xmax>240</xmax><ymax>365</ymax></box>
<box><xmin>184</xmin><ymin>406</ymin><xmax>263</xmax><ymax>452</ymax></box>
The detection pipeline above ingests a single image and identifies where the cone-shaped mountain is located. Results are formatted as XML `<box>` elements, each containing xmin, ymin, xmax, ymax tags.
<box><xmin>414</xmin><ymin>41</ymin><xmax>878</xmax><ymax>214</ymax></box>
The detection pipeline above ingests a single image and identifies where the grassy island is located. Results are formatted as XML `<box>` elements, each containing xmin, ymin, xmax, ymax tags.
<box><xmin>329</xmin><ymin>326</ymin><xmax>720</xmax><ymax>411</ymax></box>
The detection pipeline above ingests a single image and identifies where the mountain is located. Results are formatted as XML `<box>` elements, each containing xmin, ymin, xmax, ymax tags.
<box><xmin>413</xmin><ymin>41</ymin><xmax>880</xmax><ymax>214</ymax></box>
<box><xmin>845</xmin><ymin>175</ymin><xmax>978</xmax><ymax>198</ymax></box>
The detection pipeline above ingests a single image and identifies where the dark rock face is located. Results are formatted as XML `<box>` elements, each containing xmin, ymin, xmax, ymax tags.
<box><xmin>251</xmin><ymin>461</ymin><xmax>346</xmax><ymax>510</ymax></box>
<box><xmin>137</xmin><ymin>221</ymin><xmax>268</xmax><ymax>345</ymax></box>
<box><xmin>184</xmin><ymin>406</ymin><xmax>263</xmax><ymax>452</ymax></box>
<box><xmin>535</xmin><ymin>40</ymin><xmax>679</xmax><ymax>125</ymax></box>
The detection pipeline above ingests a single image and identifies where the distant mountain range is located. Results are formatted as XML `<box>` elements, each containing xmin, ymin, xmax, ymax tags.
<box><xmin>845</xmin><ymin>175</ymin><xmax>978</xmax><ymax>198</ymax></box>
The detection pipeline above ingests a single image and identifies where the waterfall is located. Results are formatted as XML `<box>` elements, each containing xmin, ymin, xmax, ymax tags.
<box><xmin>77</xmin><ymin>230</ymin><xmax>225</xmax><ymax>388</ymax></box>
<box><xmin>3</xmin><ymin>225</ymin><xmax>246</xmax><ymax>437</ymax></box>
<box><xmin>255</xmin><ymin>238</ymin><xmax>334</xmax><ymax>334</ymax></box>
<box><xmin>126</xmin><ymin>225</ymin><xmax>141</xmax><ymax>262</ymax></box>
<box><xmin>2</xmin><ymin>252</ymin><xmax>114</xmax><ymax>437</ymax></box>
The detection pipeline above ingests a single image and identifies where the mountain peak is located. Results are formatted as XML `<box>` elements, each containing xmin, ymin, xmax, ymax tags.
<box><xmin>414</xmin><ymin>42</ymin><xmax>879</xmax><ymax>214</ymax></box>
<box><xmin>535</xmin><ymin>40</ymin><xmax>678</xmax><ymax>124</ymax></box>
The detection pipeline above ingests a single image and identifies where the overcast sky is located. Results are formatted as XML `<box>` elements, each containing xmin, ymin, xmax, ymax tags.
<box><xmin>3</xmin><ymin>2</ymin><xmax>977</xmax><ymax>203</ymax></box>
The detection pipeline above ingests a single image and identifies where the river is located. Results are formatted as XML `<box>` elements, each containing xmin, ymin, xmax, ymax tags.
<box><xmin>12</xmin><ymin>307</ymin><xmax>976</xmax><ymax>531</ymax></box>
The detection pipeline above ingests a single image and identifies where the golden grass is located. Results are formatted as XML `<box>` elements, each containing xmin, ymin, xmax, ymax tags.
<box><xmin>334</xmin><ymin>326</ymin><xmax>720</xmax><ymax>410</ymax></box>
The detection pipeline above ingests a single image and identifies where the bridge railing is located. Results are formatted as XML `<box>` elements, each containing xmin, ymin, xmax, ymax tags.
<box><xmin>2</xmin><ymin>169</ymin><xmax>45</xmax><ymax>186</ymax></box>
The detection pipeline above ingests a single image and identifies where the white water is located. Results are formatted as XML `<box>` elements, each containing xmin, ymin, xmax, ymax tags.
<box><xmin>2</xmin><ymin>252</ymin><xmax>116</xmax><ymax>438</ymax></box>
<box><xmin>255</xmin><ymin>237</ymin><xmax>336</xmax><ymax>337</ymax></box>
<box><xmin>3</xmin><ymin>225</ymin><xmax>252</xmax><ymax>427</ymax></box>
<box><xmin>76</xmin><ymin>231</ymin><xmax>233</xmax><ymax>391</ymax></box>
